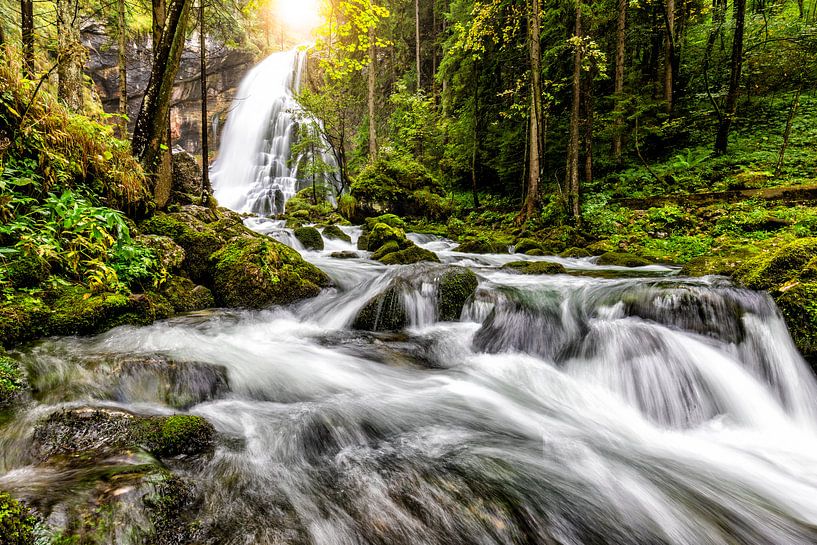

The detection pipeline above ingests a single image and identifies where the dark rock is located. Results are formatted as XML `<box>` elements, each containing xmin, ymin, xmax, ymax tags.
<box><xmin>501</xmin><ymin>261</ymin><xmax>567</xmax><ymax>275</ymax></box>
<box><xmin>294</xmin><ymin>226</ymin><xmax>324</xmax><ymax>250</ymax></box>
<box><xmin>170</xmin><ymin>150</ymin><xmax>202</xmax><ymax>204</ymax></box>
<box><xmin>596</xmin><ymin>252</ymin><xmax>652</xmax><ymax>267</ymax></box>
<box><xmin>513</xmin><ymin>238</ymin><xmax>544</xmax><ymax>255</ymax></box>
<box><xmin>352</xmin><ymin>280</ymin><xmax>409</xmax><ymax>331</ymax></box>
<box><xmin>357</xmin><ymin>234</ymin><xmax>370</xmax><ymax>251</ymax></box>
<box><xmin>437</xmin><ymin>267</ymin><xmax>478</xmax><ymax>321</ymax></box>
<box><xmin>455</xmin><ymin>237</ymin><xmax>507</xmax><ymax>254</ymax></box>
<box><xmin>330</xmin><ymin>251</ymin><xmax>360</xmax><ymax>259</ymax></box>
<box><xmin>322</xmin><ymin>225</ymin><xmax>352</xmax><ymax>243</ymax></box>
<box><xmin>160</xmin><ymin>276</ymin><xmax>215</xmax><ymax>312</ymax></box>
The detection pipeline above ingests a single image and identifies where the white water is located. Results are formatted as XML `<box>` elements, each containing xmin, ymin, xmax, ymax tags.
<box><xmin>211</xmin><ymin>49</ymin><xmax>337</xmax><ymax>215</ymax></box>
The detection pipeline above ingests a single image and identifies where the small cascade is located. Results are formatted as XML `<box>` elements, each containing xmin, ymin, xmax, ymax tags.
<box><xmin>210</xmin><ymin>48</ymin><xmax>337</xmax><ymax>216</ymax></box>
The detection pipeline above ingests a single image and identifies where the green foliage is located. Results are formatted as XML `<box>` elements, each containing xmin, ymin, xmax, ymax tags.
<box><xmin>0</xmin><ymin>492</ymin><xmax>37</xmax><ymax>545</ymax></box>
<box><xmin>0</xmin><ymin>355</ymin><xmax>25</xmax><ymax>408</ymax></box>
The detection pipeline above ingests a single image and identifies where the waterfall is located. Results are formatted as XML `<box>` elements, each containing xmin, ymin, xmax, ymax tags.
<box><xmin>210</xmin><ymin>48</ymin><xmax>336</xmax><ymax>216</ymax></box>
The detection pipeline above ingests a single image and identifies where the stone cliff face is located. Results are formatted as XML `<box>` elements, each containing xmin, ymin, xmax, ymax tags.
<box><xmin>82</xmin><ymin>22</ymin><xmax>256</xmax><ymax>160</ymax></box>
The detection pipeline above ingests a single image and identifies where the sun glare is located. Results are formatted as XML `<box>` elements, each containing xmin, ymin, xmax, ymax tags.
<box><xmin>276</xmin><ymin>0</ymin><xmax>322</xmax><ymax>33</ymax></box>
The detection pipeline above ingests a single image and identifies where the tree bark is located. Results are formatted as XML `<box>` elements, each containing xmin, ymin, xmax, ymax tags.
<box><xmin>415</xmin><ymin>0</ymin><xmax>421</xmax><ymax>91</ymax></box>
<box><xmin>368</xmin><ymin>28</ymin><xmax>377</xmax><ymax>160</ymax></box>
<box><xmin>583</xmin><ymin>74</ymin><xmax>593</xmax><ymax>184</ymax></box>
<box><xmin>471</xmin><ymin>61</ymin><xmax>480</xmax><ymax>209</ymax></box>
<box><xmin>613</xmin><ymin>0</ymin><xmax>626</xmax><ymax>161</ymax></box>
<box><xmin>199</xmin><ymin>0</ymin><xmax>211</xmax><ymax>199</ymax></box>
<box><xmin>132</xmin><ymin>0</ymin><xmax>191</xmax><ymax>194</ymax></box>
<box><xmin>566</xmin><ymin>0</ymin><xmax>583</xmax><ymax>224</ymax></box>
<box><xmin>21</xmin><ymin>0</ymin><xmax>34</xmax><ymax>78</ymax></box>
<box><xmin>56</xmin><ymin>0</ymin><xmax>85</xmax><ymax>111</ymax></box>
<box><xmin>714</xmin><ymin>0</ymin><xmax>746</xmax><ymax>154</ymax></box>
<box><xmin>663</xmin><ymin>0</ymin><xmax>676</xmax><ymax>112</ymax></box>
<box><xmin>522</xmin><ymin>0</ymin><xmax>542</xmax><ymax>221</ymax></box>
<box><xmin>117</xmin><ymin>0</ymin><xmax>128</xmax><ymax>138</ymax></box>
<box><xmin>775</xmin><ymin>88</ymin><xmax>800</xmax><ymax>176</ymax></box>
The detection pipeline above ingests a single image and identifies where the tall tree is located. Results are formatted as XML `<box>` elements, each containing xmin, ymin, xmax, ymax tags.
<box><xmin>522</xmin><ymin>0</ymin><xmax>542</xmax><ymax>221</ymax></box>
<box><xmin>566</xmin><ymin>0</ymin><xmax>583</xmax><ymax>223</ymax></box>
<box><xmin>613</xmin><ymin>0</ymin><xmax>626</xmax><ymax>161</ymax></box>
<box><xmin>199</xmin><ymin>0</ymin><xmax>211</xmax><ymax>199</ymax></box>
<box><xmin>56</xmin><ymin>0</ymin><xmax>85</xmax><ymax>111</ymax></box>
<box><xmin>117</xmin><ymin>0</ymin><xmax>128</xmax><ymax>138</ymax></box>
<box><xmin>368</xmin><ymin>27</ymin><xmax>378</xmax><ymax>160</ymax></box>
<box><xmin>21</xmin><ymin>0</ymin><xmax>34</xmax><ymax>78</ymax></box>
<box><xmin>132</xmin><ymin>0</ymin><xmax>192</xmax><ymax>195</ymax></box>
<box><xmin>714</xmin><ymin>0</ymin><xmax>746</xmax><ymax>154</ymax></box>
<box><xmin>416</xmin><ymin>0</ymin><xmax>422</xmax><ymax>90</ymax></box>
<box><xmin>663</xmin><ymin>0</ymin><xmax>676</xmax><ymax>111</ymax></box>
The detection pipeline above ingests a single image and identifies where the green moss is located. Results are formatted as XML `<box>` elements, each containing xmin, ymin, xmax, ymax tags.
<box><xmin>501</xmin><ymin>261</ymin><xmax>567</xmax><ymax>275</ymax></box>
<box><xmin>733</xmin><ymin>238</ymin><xmax>817</xmax><ymax>290</ymax></box>
<box><xmin>136</xmin><ymin>415</ymin><xmax>215</xmax><ymax>458</ymax></box>
<box><xmin>160</xmin><ymin>276</ymin><xmax>215</xmax><ymax>312</ymax></box>
<box><xmin>49</xmin><ymin>287</ymin><xmax>172</xmax><ymax>336</ymax></box>
<box><xmin>378</xmin><ymin>245</ymin><xmax>440</xmax><ymax>265</ymax></box>
<box><xmin>513</xmin><ymin>239</ymin><xmax>544</xmax><ymax>255</ymax></box>
<box><xmin>560</xmin><ymin>247</ymin><xmax>591</xmax><ymax>258</ymax></box>
<box><xmin>596</xmin><ymin>252</ymin><xmax>652</xmax><ymax>267</ymax></box>
<box><xmin>0</xmin><ymin>355</ymin><xmax>25</xmax><ymax>409</ymax></box>
<box><xmin>437</xmin><ymin>267</ymin><xmax>478</xmax><ymax>321</ymax></box>
<box><xmin>367</xmin><ymin>223</ymin><xmax>408</xmax><ymax>253</ymax></box>
<box><xmin>776</xmin><ymin>281</ymin><xmax>817</xmax><ymax>364</ymax></box>
<box><xmin>0</xmin><ymin>492</ymin><xmax>37</xmax><ymax>545</ymax></box>
<box><xmin>455</xmin><ymin>236</ymin><xmax>506</xmax><ymax>254</ymax></box>
<box><xmin>294</xmin><ymin>227</ymin><xmax>324</xmax><ymax>251</ymax></box>
<box><xmin>211</xmin><ymin>238</ymin><xmax>330</xmax><ymax>308</ymax></box>
<box><xmin>0</xmin><ymin>295</ymin><xmax>50</xmax><ymax>347</ymax></box>
<box><xmin>365</xmin><ymin>214</ymin><xmax>407</xmax><ymax>231</ymax></box>
<box><xmin>5</xmin><ymin>252</ymin><xmax>50</xmax><ymax>288</ymax></box>
<box><xmin>352</xmin><ymin>281</ymin><xmax>408</xmax><ymax>331</ymax></box>
<box><xmin>357</xmin><ymin>234</ymin><xmax>370</xmax><ymax>251</ymax></box>
<box><xmin>140</xmin><ymin>211</ymin><xmax>223</xmax><ymax>283</ymax></box>
<box><xmin>322</xmin><ymin>225</ymin><xmax>352</xmax><ymax>243</ymax></box>
<box><xmin>135</xmin><ymin>235</ymin><xmax>186</xmax><ymax>271</ymax></box>
<box><xmin>371</xmin><ymin>240</ymin><xmax>400</xmax><ymax>260</ymax></box>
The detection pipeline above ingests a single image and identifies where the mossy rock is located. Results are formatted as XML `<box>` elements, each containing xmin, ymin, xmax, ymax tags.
<box><xmin>0</xmin><ymin>492</ymin><xmax>37</xmax><ymax>545</ymax></box>
<box><xmin>211</xmin><ymin>238</ymin><xmax>330</xmax><ymax>308</ymax></box>
<box><xmin>586</xmin><ymin>240</ymin><xmax>617</xmax><ymax>255</ymax></box>
<box><xmin>5</xmin><ymin>252</ymin><xmax>50</xmax><ymax>289</ymax></box>
<box><xmin>140</xmin><ymin>210</ymin><xmax>224</xmax><ymax>283</ymax></box>
<box><xmin>285</xmin><ymin>217</ymin><xmax>304</xmax><ymax>229</ymax></box>
<box><xmin>294</xmin><ymin>226</ymin><xmax>324</xmax><ymax>250</ymax></box>
<box><xmin>775</xmin><ymin>281</ymin><xmax>817</xmax><ymax>364</ymax></box>
<box><xmin>455</xmin><ymin>237</ymin><xmax>506</xmax><ymax>254</ymax></box>
<box><xmin>378</xmin><ymin>245</ymin><xmax>440</xmax><ymax>265</ymax></box>
<box><xmin>352</xmin><ymin>280</ymin><xmax>409</xmax><ymax>331</ymax></box>
<box><xmin>596</xmin><ymin>252</ymin><xmax>652</xmax><ymax>267</ymax></box>
<box><xmin>364</xmin><ymin>214</ymin><xmax>407</xmax><ymax>231</ymax></box>
<box><xmin>330</xmin><ymin>251</ymin><xmax>360</xmax><ymax>259</ymax></box>
<box><xmin>733</xmin><ymin>238</ymin><xmax>817</xmax><ymax>290</ymax></box>
<box><xmin>514</xmin><ymin>238</ymin><xmax>544</xmax><ymax>255</ymax></box>
<box><xmin>0</xmin><ymin>294</ymin><xmax>50</xmax><ymax>347</ymax></box>
<box><xmin>501</xmin><ymin>261</ymin><xmax>567</xmax><ymax>275</ymax></box>
<box><xmin>135</xmin><ymin>414</ymin><xmax>216</xmax><ymax>458</ymax></box>
<box><xmin>49</xmin><ymin>287</ymin><xmax>173</xmax><ymax>336</ymax></box>
<box><xmin>525</xmin><ymin>249</ymin><xmax>546</xmax><ymax>256</ymax></box>
<box><xmin>681</xmin><ymin>253</ymin><xmax>749</xmax><ymax>277</ymax></box>
<box><xmin>161</xmin><ymin>276</ymin><xmax>215</xmax><ymax>312</ymax></box>
<box><xmin>560</xmin><ymin>247</ymin><xmax>591</xmax><ymax>258</ymax></box>
<box><xmin>357</xmin><ymin>234</ymin><xmax>370</xmax><ymax>251</ymax></box>
<box><xmin>322</xmin><ymin>225</ymin><xmax>352</xmax><ymax>243</ymax></box>
<box><xmin>367</xmin><ymin>223</ymin><xmax>408</xmax><ymax>253</ymax></box>
<box><xmin>0</xmin><ymin>355</ymin><xmax>26</xmax><ymax>409</ymax></box>
<box><xmin>371</xmin><ymin>240</ymin><xmax>401</xmax><ymax>261</ymax></box>
<box><xmin>437</xmin><ymin>267</ymin><xmax>478</xmax><ymax>321</ymax></box>
<box><xmin>136</xmin><ymin>234</ymin><xmax>186</xmax><ymax>271</ymax></box>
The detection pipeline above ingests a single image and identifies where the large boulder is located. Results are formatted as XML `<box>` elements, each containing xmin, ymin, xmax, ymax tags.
<box><xmin>501</xmin><ymin>261</ymin><xmax>567</xmax><ymax>275</ymax></box>
<box><xmin>455</xmin><ymin>236</ymin><xmax>507</xmax><ymax>254</ymax></box>
<box><xmin>294</xmin><ymin>226</ymin><xmax>324</xmax><ymax>250</ymax></box>
<box><xmin>352</xmin><ymin>280</ymin><xmax>409</xmax><ymax>331</ymax></box>
<box><xmin>211</xmin><ymin>238</ymin><xmax>330</xmax><ymax>308</ymax></box>
<box><xmin>322</xmin><ymin>225</ymin><xmax>352</xmax><ymax>243</ymax></box>
<box><xmin>596</xmin><ymin>252</ymin><xmax>652</xmax><ymax>267</ymax></box>
<box><xmin>160</xmin><ymin>275</ymin><xmax>215</xmax><ymax>312</ymax></box>
<box><xmin>136</xmin><ymin>234</ymin><xmax>186</xmax><ymax>271</ymax></box>
<box><xmin>437</xmin><ymin>267</ymin><xmax>478</xmax><ymax>321</ymax></box>
<box><xmin>5</xmin><ymin>251</ymin><xmax>50</xmax><ymax>288</ymax></box>
<box><xmin>170</xmin><ymin>150</ymin><xmax>203</xmax><ymax>205</ymax></box>
<box><xmin>733</xmin><ymin>238</ymin><xmax>817</xmax><ymax>290</ymax></box>
<box><xmin>379</xmin><ymin>245</ymin><xmax>440</xmax><ymax>265</ymax></box>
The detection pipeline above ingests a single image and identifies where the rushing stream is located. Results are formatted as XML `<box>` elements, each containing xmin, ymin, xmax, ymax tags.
<box><xmin>3</xmin><ymin>223</ymin><xmax>817</xmax><ymax>544</ymax></box>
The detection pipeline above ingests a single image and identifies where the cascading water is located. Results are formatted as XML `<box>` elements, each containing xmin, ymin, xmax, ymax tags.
<box><xmin>5</xmin><ymin>229</ymin><xmax>817</xmax><ymax>544</ymax></box>
<box><xmin>210</xmin><ymin>48</ymin><xmax>337</xmax><ymax>216</ymax></box>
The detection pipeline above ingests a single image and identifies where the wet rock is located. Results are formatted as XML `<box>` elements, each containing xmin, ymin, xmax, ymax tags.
<box><xmin>596</xmin><ymin>252</ymin><xmax>652</xmax><ymax>267</ymax></box>
<box><xmin>160</xmin><ymin>275</ymin><xmax>215</xmax><ymax>312</ymax></box>
<box><xmin>49</xmin><ymin>287</ymin><xmax>174</xmax><ymax>336</ymax></box>
<box><xmin>437</xmin><ymin>267</ymin><xmax>478</xmax><ymax>321</ymax></box>
<box><xmin>170</xmin><ymin>150</ymin><xmax>202</xmax><ymax>205</ymax></box>
<box><xmin>455</xmin><ymin>236</ymin><xmax>507</xmax><ymax>254</ymax></box>
<box><xmin>379</xmin><ymin>245</ymin><xmax>439</xmax><ymax>265</ymax></box>
<box><xmin>294</xmin><ymin>226</ymin><xmax>324</xmax><ymax>250</ymax></box>
<box><xmin>352</xmin><ymin>279</ymin><xmax>409</xmax><ymax>331</ymax></box>
<box><xmin>211</xmin><ymin>238</ymin><xmax>330</xmax><ymax>308</ymax></box>
<box><xmin>513</xmin><ymin>238</ymin><xmax>545</xmax><ymax>255</ymax></box>
<box><xmin>560</xmin><ymin>247</ymin><xmax>591</xmax><ymax>258</ymax></box>
<box><xmin>501</xmin><ymin>261</ymin><xmax>567</xmax><ymax>275</ymax></box>
<box><xmin>733</xmin><ymin>237</ymin><xmax>817</xmax><ymax>290</ymax></box>
<box><xmin>330</xmin><ymin>251</ymin><xmax>360</xmax><ymax>259</ymax></box>
<box><xmin>136</xmin><ymin>234</ymin><xmax>186</xmax><ymax>271</ymax></box>
<box><xmin>357</xmin><ymin>234</ymin><xmax>370</xmax><ymax>251</ymax></box>
<box><xmin>367</xmin><ymin>223</ymin><xmax>407</xmax><ymax>253</ymax></box>
<box><xmin>322</xmin><ymin>225</ymin><xmax>352</xmax><ymax>243</ymax></box>
<box><xmin>0</xmin><ymin>354</ymin><xmax>26</xmax><ymax>409</ymax></box>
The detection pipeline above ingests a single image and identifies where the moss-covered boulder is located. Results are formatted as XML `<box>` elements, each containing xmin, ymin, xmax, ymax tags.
<box><xmin>733</xmin><ymin>238</ymin><xmax>817</xmax><ymax>290</ymax></box>
<box><xmin>135</xmin><ymin>414</ymin><xmax>216</xmax><ymax>458</ymax></box>
<box><xmin>596</xmin><ymin>252</ymin><xmax>652</xmax><ymax>267</ymax></box>
<box><xmin>284</xmin><ymin>188</ymin><xmax>334</xmax><ymax>222</ymax></box>
<box><xmin>330</xmin><ymin>251</ymin><xmax>360</xmax><ymax>259</ymax></box>
<box><xmin>364</xmin><ymin>214</ymin><xmax>407</xmax><ymax>231</ymax></box>
<box><xmin>5</xmin><ymin>252</ymin><xmax>50</xmax><ymax>288</ymax></box>
<box><xmin>0</xmin><ymin>294</ymin><xmax>50</xmax><ymax>347</ymax></box>
<box><xmin>357</xmin><ymin>234</ymin><xmax>370</xmax><ymax>251</ymax></box>
<box><xmin>0</xmin><ymin>354</ymin><xmax>26</xmax><ymax>409</ymax></box>
<box><xmin>211</xmin><ymin>238</ymin><xmax>330</xmax><ymax>308</ymax></box>
<box><xmin>379</xmin><ymin>245</ymin><xmax>440</xmax><ymax>265</ymax></box>
<box><xmin>322</xmin><ymin>225</ymin><xmax>352</xmax><ymax>243</ymax></box>
<box><xmin>501</xmin><ymin>261</ymin><xmax>567</xmax><ymax>275</ymax></box>
<box><xmin>513</xmin><ymin>239</ymin><xmax>544</xmax><ymax>255</ymax></box>
<box><xmin>367</xmin><ymin>223</ymin><xmax>408</xmax><ymax>253</ymax></box>
<box><xmin>170</xmin><ymin>150</ymin><xmax>203</xmax><ymax>205</ymax></box>
<box><xmin>160</xmin><ymin>276</ymin><xmax>215</xmax><ymax>312</ymax></box>
<box><xmin>560</xmin><ymin>247</ymin><xmax>591</xmax><ymax>258</ymax></box>
<box><xmin>371</xmin><ymin>240</ymin><xmax>401</xmax><ymax>260</ymax></box>
<box><xmin>49</xmin><ymin>288</ymin><xmax>173</xmax><ymax>336</ymax></box>
<box><xmin>437</xmin><ymin>267</ymin><xmax>478</xmax><ymax>321</ymax></box>
<box><xmin>352</xmin><ymin>280</ymin><xmax>409</xmax><ymax>331</ymax></box>
<box><xmin>136</xmin><ymin>234</ymin><xmax>186</xmax><ymax>271</ymax></box>
<box><xmin>0</xmin><ymin>492</ymin><xmax>37</xmax><ymax>545</ymax></box>
<box><xmin>455</xmin><ymin>236</ymin><xmax>507</xmax><ymax>254</ymax></box>
<box><xmin>294</xmin><ymin>226</ymin><xmax>324</xmax><ymax>251</ymax></box>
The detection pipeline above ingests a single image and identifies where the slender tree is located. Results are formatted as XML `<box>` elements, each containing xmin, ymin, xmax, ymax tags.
<box><xmin>613</xmin><ymin>0</ymin><xmax>626</xmax><ymax>161</ymax></box>
<box><xmin>714</xmin><ymin>0</ymin><xmax>746</xmax><ymax>154</ymax></box>
<box><xmin>21</xmin><ymin>0</ymin><xmax>34</xmax><ymax>78</ymax></box>
<box><xmin>416</xmin><ymin>0</ymin><xmax>421</xmax><ymax>91</ymax></box>
<box><xmin>522</xmin><ymin>0</ymin><xmax>542</xmax><ymax>221</ymax></box>
<box><xmin>56</xmin><ymin>0</ymin><xmax>85</xmax><ymax>111</ymax></box>
<box><xmin>199</xmin><ymin>0</ymin><xmax>211</xmax><ymax>199</ymax></box>
<box><xmin>664</xmin><ymin>0</ymin><xmax>676</xmax><ymax>112</ymax></box>
<box><xmin>117</xmin><ymin>0</ymin><xmax>128</xmax><ymax>138</ymax></box>
<box><xmin>368</xmin><ymin>27</ymin><xmax>378</xmax><ymax>160</ymax></box>
<box><xmin>566</xmin><ymin>0</ymin><xmax>583</xmax><ymax>223</ymax></box>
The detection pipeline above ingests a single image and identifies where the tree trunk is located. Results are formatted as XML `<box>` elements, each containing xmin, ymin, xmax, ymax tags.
<box><xmin>613</xmin><ymin>0</ymin><xmax>626</xmax><ymax>161</ymax></box>
<box><xmin>566</xmin><ymin>0</ymin><xmax>583</xmax><ymax>224</ymax></box>
<box><xmin>56</xmin><ymin>0</ymin><xmax>85</xmax><ymax>111</ymax></box>
<box><xmin>368</xmin><ymin>28</ymin><xmax>377</xmax><ymax>160</ymax></box>
<box><xmin>117</xmin><ymin>0</ymin><xmax>128</xmax><ymax>138</ymax></box>
<box><xmin>583</xmin><ymin>74</ymin><xmax>593</xmax><ymax>184</ymax></box>
<box><xmin>775</xmin><ymin>88</ymin><xmax>800</xmax><ymax>176</ymax></box>
<box><xmin>522</xmin><ymin>0</ymin><xmax>542</xmax><ymax>221</ymax></box>
<box><xmin>663</xmin><ymin>0</ymin><xmax>675</xmax><ymax>112</ymax></box>
<box><xmin>471</xmin><ymin>61</ymin><xmax>480</xmax><ymax>210</ymax></box>
<box><xmin>714</xmin><ymin>0</ymin><xmax>746</xmax><ymax>154</ymax></box>
<box><xmin>415</xmin><ymin>0</ymin><xmax>421</xmax><ymax>91</ymax></box>
<box><xmin>21</xmin><ymin>0</ymin><xmax>34</xmax><ymax>78</ymax></box>
<box><xmin>132</xmin><ymin>0</ymin><xmax>191</xmax><ymax>196</ymax></box>
<box><xmin>199</xmin><ymin>0</ymin><xmax>211</xmax><ymax>199</ymax></box>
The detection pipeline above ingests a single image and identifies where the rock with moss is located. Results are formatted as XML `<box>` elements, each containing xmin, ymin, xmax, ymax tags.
<box><xmin>733</xmin><ymin>238</ymin><xmax>817</xmax><ymax>290</ymax></box>
<box><xmin>49</xmin><ymin>287</ymin><xmax>173</xmax><ymax>336</ymax></box>
<box><xmin>596</xmin><ymin>252</ymin><xmax>652</xmax><ymax>267</ymax></box>
<box><xmin>775</xmin><ymin>281</ymin><xmax>817</xmax><ymax>363</ymax></box>
<box><xmin>170</xmin><ymin>150</ymin><xmax>203</xmax><ymax>205</ymax></box>
<box><xmin>136</xmin><ymin>234</ymin><xmax>186</xmax><ymax>271</ymax></box>
<box><xmin>5</xmin><ymin>252</ymin><xmax>50</xmax><ymax>289</ymax></box>
<box><xmin>284</xmin><ymin>188</ymin><xmax>334</xmax><ymax>221</ymax></box>
<box><xmin>501</xmin><ymin>261</ymin><xmax>567</xmax><ymax>275</ymax></box>
<box><xmin>364</xmin><ymin>214</ymin><xmax>407</xmax><ymax>231</ymax></box>
<box><xmin>0</xmin><ymin>354</ymin><xmax>26</xmax><ymax>409</ymax></box>
<box><xmin>455</xmin><ymin>237</ymin><xmax>507</xmax><ymax>254</ymax></box>
<box><xmin>367</xmin><ymin>223</ymin><xmax>408</xmax><ymax>253</ymax></box>
<box><xmin>0</xmin><ymin>492</ymin><xmax>37</xmax><ymax>545</ymax></box>
<box><xmin>135</xmin><ymin>414</ymin><xmax>216</xmax><ymax>458</ymax></box>
<box><xmin>513</xmin><ymin>239</ymin><xmax>545</xmax><ymax>255</ymax></box>
<box><xmin>0</xmin><ymin>294</ymin><xmax>50</xmax><ymax>347</ymax></box>
<box><xmin>211</xmin><ymin>238</ymin><xmax>330</xmax><ymax>308</ymax></box>
<box><xmin>378</xmin><ymin>245</ymin><xmax>440</xmax><ymax>265</ymax></box>
<box><xmin>294</xmin><ymin>226</ymin><xmax>324</xmax><ymax>251</ymax></box>
<box><xmin>437</xmin><ymin>267</ymin><xmax>478</xmax><ymax>321</ymax></box>
<box><xmin>322</xmin><ymin>225</ymin><xmax>352</xmax><ymax>243</ymax></box>
<box><xmin>357</xmin><ymin>234</ymin><xmax>370</xmax><ymax>251</ymax></box>
<box><xmin>352</xmin><ymin>280</ymin><xmax>409</xmax><ymax>331</ymax></box>
<box><xmin>560</xmin><ymin>247</ymin><xmax>591</xmax><ymax>258</ymax></box>
<box><xmin>585</xmin><ymin>240</ymin><xmax>617</xmax><ymax>255</ymax></box>
<box><xmin>330</xmin><ymin>251</ymin><xmax>360</xmax><ymax>259</ymax></box>
<box><xmin>371</xmin><ymin>240</ymin><xmax>401</xmax><ymax>261</ymax></box>
<box><xmin>160</xmin><ymin>276</ymin><xmax>215</xmax><ymax>312</ymax></box>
